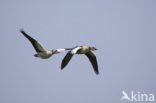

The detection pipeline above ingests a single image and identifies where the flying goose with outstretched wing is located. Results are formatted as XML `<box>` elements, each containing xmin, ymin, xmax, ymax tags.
<box><xmin>20</xmin><ymin>29</ymin><xmax>72</xmax><ymax>59</ymax></box>
<box><xmin>61</xmin><ymin>46</ymin><xmax>99</xmax><ymax>74</ymax></box>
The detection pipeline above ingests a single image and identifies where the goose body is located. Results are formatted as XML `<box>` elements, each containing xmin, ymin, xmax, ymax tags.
<box><xmin>20</xmin><ymin>29</ymin><xmax>71</xmax><ymax>59</ymax></box>
<box><xmin>34</xmin><ymin>50</ymin><xmax>53</xmax><ymax>59</ymax></box>
<box><xmin>77</xmin><ymin>46</ymin><xmax>90</xmax><ymax>54</ymax></box>
<box><xmin>61</xmin><ymin>46</ymin><xmax>99</xmax><ymax>74</ymax></box>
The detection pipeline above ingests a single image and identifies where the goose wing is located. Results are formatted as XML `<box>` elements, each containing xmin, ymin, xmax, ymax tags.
<box><xmin>20</xmin><ymin>29</ymin><xmax>45</xmax><ymax>52</ymax></box>
<box><xmin>61</xmin><ymin>47</ymin><xmax>81</xmax><ymax>69</ymax></box>
<box><xmin>85</xmin><ymin>51</ymin><xmax>99</xmax><ymax>74</ymax></box>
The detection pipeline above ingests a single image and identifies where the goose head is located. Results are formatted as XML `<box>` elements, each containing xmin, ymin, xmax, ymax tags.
<box><xmin>51</xmin><ymin>50</ymin><xmax>60</xmax><ymax>54</ymax></box>
<box><xmin>89</xmin><ymin>47</ymin><xmax>98</xmax><ymax>51</ymax></box>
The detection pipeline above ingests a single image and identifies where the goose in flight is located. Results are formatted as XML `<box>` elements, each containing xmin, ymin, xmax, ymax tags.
<box><xmin>61</xmin><ymin>46</ymin><xmax>99</xmax><ymax>74</ymax></box>
<box><xmin>20</xmin><ymin>29</ymin><xmax>71</xmax><ymax>59</ymax></box>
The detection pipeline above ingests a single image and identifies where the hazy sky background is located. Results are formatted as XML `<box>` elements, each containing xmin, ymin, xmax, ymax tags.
<box><xmin>0</xmin><ymin>0</ymin><xmax>156</xmax><ymax>103</ymax></box>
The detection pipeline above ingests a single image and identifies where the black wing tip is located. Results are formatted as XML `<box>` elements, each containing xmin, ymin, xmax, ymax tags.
<box><xmin>61</xmin><ymin>66</ymin><xmax>64</xmax><ymax>70</ymax></box>
<box><xmin>94</xmin><ymin>66</ymin><xmax>99</xmax><ymax>75</ymax></box>
<box><xmin>95</xmin><ymin>71</ymin><xmax>99</xmax><ymax>75</ymax></box>
<box><xmin>61</xmin><ymin>63</ymin><xmax>66</xmax><ymax>70</ymax></box>
<box><xmin>20</xmin><ymin>29</ymin><xmax>26</xmax><ymax>34</ymax></box>
<box><xmin>61</xmin><ymin>63</ymin><xmax>65</xmax><ymax>70</ymax></box>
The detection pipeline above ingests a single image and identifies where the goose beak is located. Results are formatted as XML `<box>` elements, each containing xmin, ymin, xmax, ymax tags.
<box><xmin>93</xmin><ymin>47</ymin><xmax>98</xmax><ymax>50</ymax></box>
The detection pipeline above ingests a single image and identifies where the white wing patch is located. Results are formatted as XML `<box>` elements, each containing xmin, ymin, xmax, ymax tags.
<box><xmin>71</xmin><ymin>47</ymin><xmax>81</xmax><ymax>54</ymax></box>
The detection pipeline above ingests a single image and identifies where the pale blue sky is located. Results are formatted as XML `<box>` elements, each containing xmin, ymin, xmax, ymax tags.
<box><xmin>0</xmin><ymin>0</ymin><xmax>156</xmax><ymax>103</ymax></box>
